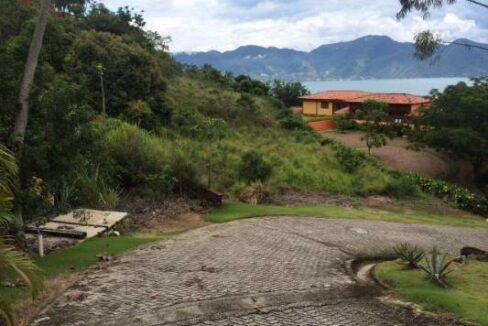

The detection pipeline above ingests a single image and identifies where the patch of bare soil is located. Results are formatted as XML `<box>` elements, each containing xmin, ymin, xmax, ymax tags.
<box><xmin>267</xmin><ymin>190</ymin><xmax>396</xmax><ymax>208</ymax></box>
<box><xmin>116</xmin><ymin>195</ymin><xmax>209</xmax><ymax>233</ymax></box>
<box><xmin>267</xmin><ymin>190</ymin><xmax>479</xmax><ymax>220</ymax></box>
<box><xmin>265</xmin><ymin>190</ymin><xmax>360</xmax><ymax>207</ymax></box>
<box><xmin>323</xmin><ymin>131</ymin><xmax>449</xmax><ymax>178</ymax></box>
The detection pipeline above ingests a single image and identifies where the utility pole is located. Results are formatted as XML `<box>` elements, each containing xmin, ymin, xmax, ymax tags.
<box><xmin>96</xmin><ymin>63</ymin><xmax>106</xmax><ymax>115</ymax></box>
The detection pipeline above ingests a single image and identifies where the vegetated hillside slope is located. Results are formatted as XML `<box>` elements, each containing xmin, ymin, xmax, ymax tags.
<box><xmin>174</xmin><ymin>35</ymin><xmax>488</xmax><ymax>81</ymax></box>
<box><xmin>0</xmin><ymin>1</ymin><xmax>415</xmax><ymax>223</ymax></box>
<box><xmin>137</xmin><ymin>75</ymin><xmax>400</xmax><ymax>197</ymax></box>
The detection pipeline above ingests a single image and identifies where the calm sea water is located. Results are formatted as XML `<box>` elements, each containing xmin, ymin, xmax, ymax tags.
<box><xmin>304</xmin><ymin>78</ymin><xmax>471</xmax><ymax>96</ymax></box>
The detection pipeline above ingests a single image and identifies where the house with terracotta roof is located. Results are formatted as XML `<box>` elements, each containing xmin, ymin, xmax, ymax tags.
<box><xmin>298</xmin><ymin>90</ymin><xmax>431</xmax><ymax>123</ymax></box>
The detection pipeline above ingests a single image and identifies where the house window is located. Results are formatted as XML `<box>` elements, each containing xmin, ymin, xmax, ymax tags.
<box><xmin>321</xmin><ymin>101</ymin><xmax>328</xmax><ymax>109</ymax></box>
<box><xmin>394</xmin><ymin>118</ymin><xmax>402</xmax><ymax>124</ymax></box>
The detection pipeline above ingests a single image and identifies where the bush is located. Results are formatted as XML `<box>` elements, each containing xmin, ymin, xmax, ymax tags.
<box><xmin>417</xmin><ymin>247</ymin><xmax>455</xmax><ymax>288</ymax></box>
<box><xmin>408</xmin><ymin>173</ymin><xmax>488</xmax><ymax>216</ymax></box>
<box><xmin>384</xmin><ymin>174</ymin><xmax>420</xmax><ymax>198</ymax></box>
<box><xmin>236</xmin><ymin>94</ymin><xmax>259</xmax><ymax>113</ymax></box>
<box><xmin>394</xmin><ymin>243</ymin><xmax>425</xmax><ymax>269</ymax></box>
<box><xmin>334</xmin><ymin>114</ymin><xmax>359</xmax><ymax>131</ymax></box>
<box><xmin>333</xmin><ymin>145</ymin><xmax>370</xmax><ymax>173</ymax></box>
<box><xmin>97</xmin><ymin>182</ymin><xmax>121</xmax><ymax>210</ymax></box>
<box><xmin>238</xmin><ymin>150</ymin><xmax>273</xmax><ymax>183</ymax></box>
<box><xmin>279</xmin><ymin>114</ymin><xmax>310</xmax><ymax>131</ymax></box>
<box><xmin>238</xmin><ymin>181</ymin><xmax>268</xmax><ymax>204</ymax></box>
<box><xmin>97</xmin><ymin>119</ymin><xmax>167</xmax><ymax>187</ymax></box>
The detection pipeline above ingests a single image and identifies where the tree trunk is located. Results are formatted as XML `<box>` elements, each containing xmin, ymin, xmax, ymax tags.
<box><xmin>12</xmin><ymin>0</ymin><xmax>51</xmax><ymax>149</ymax></box>
<box><xmin>12</xmin><ymin>0</ymin><xmax>51</xmax><ymax>227</ymax></box>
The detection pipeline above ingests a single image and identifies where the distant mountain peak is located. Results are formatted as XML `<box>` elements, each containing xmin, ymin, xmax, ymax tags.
<box><xmin>173</xmin><ymin>35</ymin><xmax>488</xmax><ymax>81</ymax></box>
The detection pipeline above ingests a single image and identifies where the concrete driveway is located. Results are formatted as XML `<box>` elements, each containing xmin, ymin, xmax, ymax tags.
<box><xmin>33</xmin><ymin>217</ymin><xmax>488</xmax><ymax>326</ymax></box>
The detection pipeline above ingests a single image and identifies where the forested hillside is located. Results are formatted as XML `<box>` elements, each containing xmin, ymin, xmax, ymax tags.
<box><xmin>0</xmin><ymin>1</ymin><xmax>407</xmax><ymax>223</ymax></box>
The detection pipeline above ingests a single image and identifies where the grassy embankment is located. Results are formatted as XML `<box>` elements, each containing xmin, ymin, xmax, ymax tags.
<box><xmin>376</xmin><ymin>259</ymin><xmax>488</xmax><ymax>325</ymax></box>
<box><xmin>0</xmin><ymin>231</ymin><xmax>179</xmax><ymax>307</ymax></box>
<box><xmin>99</xmin><ymin>76</ymin><xmax>400</xmax><ymax>198</ymax></box>
<box><xmin>204</xmin><ymin>202</ymin><xmax>487</xmax><ymax>228</ymax></box>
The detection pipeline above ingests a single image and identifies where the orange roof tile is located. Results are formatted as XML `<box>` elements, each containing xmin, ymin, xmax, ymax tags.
<box><xmin>350</xmin><ymin>93</ymin><xmax>431</xmax><ymax>105</ymax></box>
<box><xmin>299</xmin><ymin>90</ymin><xmax>372</xmax><ymax>101</ymax></box>
<box><xmin>299</xmin><ymin>90</ymin><xmax>431</xmax><ymax>105</ymax></box>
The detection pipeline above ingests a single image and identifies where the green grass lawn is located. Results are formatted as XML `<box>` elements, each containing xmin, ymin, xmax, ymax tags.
<box><xmin>0</xmin><ymin>231</ymin><xmax>179</xmax><ymax>306</ymax></box>
<box><xmin>376</xmin><ymin>259</ymin><xmax>488</xmax><ymax>325</ymax></box>
<box><xmin>204</xmin><ymin>202</ymin><xmax>488</xmax><ymax>227</ymax></box>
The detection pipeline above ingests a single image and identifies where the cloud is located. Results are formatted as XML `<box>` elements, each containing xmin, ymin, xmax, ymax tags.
<box><xmin>101</xmin><ymin>0</ymin><xmax>488</xmax><ymax>52</ymax></box>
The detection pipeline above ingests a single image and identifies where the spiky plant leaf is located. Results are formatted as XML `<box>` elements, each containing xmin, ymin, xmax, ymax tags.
<box><xmin>0</xmin><ymin>241</ymin><xmax>45</xmax><ymax>299</ymax></box>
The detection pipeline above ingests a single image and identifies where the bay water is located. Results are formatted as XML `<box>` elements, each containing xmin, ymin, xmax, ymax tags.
<box><xmin>304</xmin><ymin>77</ymin><xmax>471</xmax><ymax>96</ymax></box>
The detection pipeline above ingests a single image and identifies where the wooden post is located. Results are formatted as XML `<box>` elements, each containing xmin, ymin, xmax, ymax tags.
<box><xmin>37</xmin><ymin>230</ymin><xmax>44</xmax><ymax>257</ymax></box>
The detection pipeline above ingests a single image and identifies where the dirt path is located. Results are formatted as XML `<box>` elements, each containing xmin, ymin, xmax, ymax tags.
<box><xmin>32</xmin><ymin>217</ymin><xmax>487</xmax><ymax>326</ymax></box>
<box><xmin>323</xmin><ymin>131</ymin><xmax>449</xmax><ymax>177</ymax></box>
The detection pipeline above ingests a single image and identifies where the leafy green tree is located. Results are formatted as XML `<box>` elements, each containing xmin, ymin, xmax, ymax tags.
<box><xmin>271</xmin><ymin>80</ymin><xmax>309</xmax><ymax>107</ymax></box>
<box><xmin>356</xmin><ymin>100</ymin><xmax>389</xmax><ymax>154</ymax></box>
<box><xmin>234</xmin><ymin>75</ymin><xmax>270</xmax><ymax>96</ymax></box>
<box><xmin>65</xmin><ymin>30</ymin><xmax>170</xmax><ymax>124</ymax></box>
<box><xmin>123</xmin><ymin>100</ymin><xmax>153</xmax><ymax>126</ymax></box>
<box><xmin>397</xmin><ymin>0</ymin><xmax>488</xmax><ymax>59</ymax></box>
<box><xmin>238</xmin><ymin>150</ymin><xmax>273</xmax><ymax>183</ymax></box>
<box><xmin>410</xmin><ymin>78</ymin><xmax>488</xmax><ymax>183</ymax></box>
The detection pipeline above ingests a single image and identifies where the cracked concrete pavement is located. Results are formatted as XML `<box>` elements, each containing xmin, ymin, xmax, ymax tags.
<box><xmin>32</xmin><ymin>217</ymin><xmax>488</xmax><ymax>325</ymax></box>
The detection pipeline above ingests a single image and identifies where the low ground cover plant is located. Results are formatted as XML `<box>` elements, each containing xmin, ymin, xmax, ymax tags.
<box><xmin>416</xmin><ymin>247</ymin><xmax>455</xmax><ymax>288</ymax></box>
<box><xmin>394</xmin><ymin>243</ymin><xmax>425</xmax><ymax>269</ymax></box>
<box><xmin>376</xmin><ymin>256</ymin><xmax>488</xmax><ymax>325</ymax></box>
<box><xmin>408</xmin><ymin>173</ymin><xmax>488</xmax><ymax>216</ymax></box>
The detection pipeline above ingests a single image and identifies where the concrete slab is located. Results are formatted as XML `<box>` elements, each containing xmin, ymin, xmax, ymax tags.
<box><xmin>52</xmin><ymin>209</ymin><xmax>128</xmax><ymax>228</ymax></box>
<box><xmin>28</xmin><ymin>209</ymin><xmax>129</xmax><ymax>243</ymax></box>
<box><xmin>39</xmin><ymin>221</ymin><xmax>107</xmax><ymax>239</ymax></box>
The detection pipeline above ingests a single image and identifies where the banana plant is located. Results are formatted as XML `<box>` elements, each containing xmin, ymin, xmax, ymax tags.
<box><xmin>416</xmin><ymin>247</ymin><xmax>454</xmax><ymax>288</ymax></box>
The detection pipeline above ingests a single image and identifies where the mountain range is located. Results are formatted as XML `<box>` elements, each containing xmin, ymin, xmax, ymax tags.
<box><xmin>173</xmin><ymin>35</ymin><xmax>488</xmax><ymax>81</ymax></box>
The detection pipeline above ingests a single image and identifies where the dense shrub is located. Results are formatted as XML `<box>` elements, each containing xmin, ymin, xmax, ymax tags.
<box><xmin>334</xmin><ymin>114</ymin><xmax>359</xmax><ymax>131</ymax></box>
<box><xmin>408</xmin><ymin>173</ymin><xmax>488</xmax><ymax>216</ymax></box>
<box><xmin>384</xmin><ymin>174</ymin><xmax>420</xmax><ymax>198</ymax></box>
<box><xmin>94</xmin><ymin>119</ymin><xmax>168</xmax><ymax>187</ymax></box>
<box><xmin>279</xmin><ymin>114</ymin><xmax>310</xmax><ymax>131</ymax></box>
<box><xmin>333</xmin><ymin>144</ymin><xmax>371</xmax><ymax>173</ymax></box>
<box><xmin>238</xmin><ymin>150</ymin><xmax>273</xmax><ymax>183</ymax></box>
<box><xmin>236</xmin><ymin>94</ymin><xmax>259</xmax><ymax>113</ymax></box>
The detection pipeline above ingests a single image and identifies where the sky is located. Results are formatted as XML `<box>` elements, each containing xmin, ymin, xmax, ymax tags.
<box><xmin>102</xmin><ymin>0</ymin><xmax>488</xmax><ymax>53</ymax></box>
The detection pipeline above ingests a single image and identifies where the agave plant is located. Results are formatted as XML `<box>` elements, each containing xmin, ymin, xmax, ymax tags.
<box><xmin>417</xmin><ymin>247</ymin><xmax>454</xmax><ymax>288</ymax></box>
<box><xmin>394</xmin><ymin>243</ymin><xmax>425</xmax><ymax>269</ymax></box>
<box><xmin>0</xmin><ymin>146</ymin><xmax>44</xmax><ymax>325</ymax></box>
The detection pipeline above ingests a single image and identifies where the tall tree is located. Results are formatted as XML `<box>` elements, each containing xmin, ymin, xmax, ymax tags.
<box><xmin>271</xmin><ymin>80</ymin><xmax>310</xmax><ymax>107</ymax></box>
<box><xmin>12</xmin><ymin>0</ymin><xmax>52</xmax><ymax>149</ymax></box>
<box><xmin>410</xmin><ymin>77</ymin><xmax>488</xmax><ymax>183</ymax></box>
<box><xmin>397</xmin><ymin>0</ymin><xmax>488</xmax><ymax>59</ymax></box>
<box><xmin>355</xmin><ymin>100</ymin><xmax>390</xmax><ymax>154</ymax></box>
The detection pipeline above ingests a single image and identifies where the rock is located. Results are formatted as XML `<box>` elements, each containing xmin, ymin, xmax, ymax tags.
<box><xmin>96</xmin><ymin>253</ymin><xmax>114</xmax><ymax>262</ymax></box>
<box><xmin>460</xmin><ymin>246</ymin><xmax>488</xmax><ymax>262</ymax></box>
<box><xmin>460</xmin><ymin>246</ymin><xmax>487</xmax><ymax>257</ymax></box>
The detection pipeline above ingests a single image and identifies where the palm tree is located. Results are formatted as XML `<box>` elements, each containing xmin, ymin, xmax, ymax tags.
<box><xmin>0</xmin><ymin>146</ymin><xmax>44</xmax><ymax>326</ymax></box>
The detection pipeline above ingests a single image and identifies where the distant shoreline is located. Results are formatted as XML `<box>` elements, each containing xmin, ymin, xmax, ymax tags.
<box><xmin>303</xmin><ymin>77</ymin><xmax>471</xmax><ymax>95</ymax></box>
